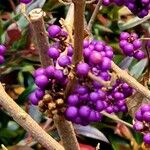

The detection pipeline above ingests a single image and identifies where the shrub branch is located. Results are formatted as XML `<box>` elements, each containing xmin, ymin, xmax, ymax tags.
<box><xmin>29</xmin><ymin>8</ymin><xmax>80</xmax><ymax>150</ymax></box>
<box><xmin>0</xmin><ymin>83</ymin><xmax>64</xmax><ymax>150</ymax></box>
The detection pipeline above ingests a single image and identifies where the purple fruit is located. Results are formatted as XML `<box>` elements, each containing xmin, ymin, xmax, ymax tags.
<box><xmin>35</xmin><ymin>75</ymin><xmax>49</xmax><ymax>88</ymax></box>
<box><xmin>76</xmin><ymin>63</ymin><xmax>89</xmax><ymax>76</ymax></box>
<box><xmin>48</xmin><ymin>25</ymin><xmax>61</xmax><ymax>38</ymax></box>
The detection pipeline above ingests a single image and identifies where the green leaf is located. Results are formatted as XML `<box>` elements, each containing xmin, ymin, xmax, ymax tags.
<box><xmin>129</xmin><ymin>58</ymin><xmax>148</xmax><ymax>79</ymax></box>
<box><xmin>118</xmin><ymin>14</ymin><xmax>150</xmax><ymax>31</ymax></box>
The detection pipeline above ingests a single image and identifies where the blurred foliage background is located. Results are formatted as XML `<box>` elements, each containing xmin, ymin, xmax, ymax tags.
<box><xmin>0</xmin><ymin>0</ymin><xmax>150</xmax><ymax>149</ymax></box>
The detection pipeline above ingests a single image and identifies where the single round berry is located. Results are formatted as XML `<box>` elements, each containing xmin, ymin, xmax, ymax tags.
<box><xmin>120</xmin><ymin>32</ymin><xmax>130</xmax><ymax>40</ymax></box>
<box><xmin>135</xmin><ymin>110</ymin><xmax>143</xmax><ymax>121</ymax></box>
<box><xmin>90</xmin><ymin>92</ymin><xmax>100</xmax><ymax>102</ymax></box>
<box><xmin>133</xmin><ymin>39</ymin><xmax>142</xmax><ymax>49</ymax></box>
<box><xmin>35</xmin><ymin>75</ymin><xmax>49</xmax><ymax>88</ymax></box>
<box><xmin>48</xmin><ymin>47</ymin><xmax>60</xmax><ymax>59</ymax></box>
<box><xmin>96</xmin><ymin>100</ymin><xmax>104</xmax><ymax>111</ymax></box>
<box><xmin>75</xmin><ymin>86</ymin><xmax>88</xmax><ymax>95</ymax></box>
<box><xmin>65</xmin><ymin>106</ymin><xmax>78</xmax><ymax>120</ymax></box>
<box><xmin>144</xmin><ymin>133</ymin><xmax>150</xmax><ymax>144</ymax></box>
<box><xmin>29</xmin><ymin>92</ymin><xmax>39</xmax><ymax>105</ymax></box>
<box><xmin>68</xmin><ymin>94</ymin><xmax>79</xmax><ymax>106</ymax></box>
<box><xmin>35</xmin><ymin>89</ymin><xmax>45</xmax><ymax>99</ymax></box>
<box><xmin>89</xmin><ymin>51</ymin><xmax>102</xmax><ymax>65</ymax></box>
<box><xmin>79</xmin><ymin>106</ymin><xmax>91</xmax><ymax>118</ymax></box>
<box><xmin>58</xmin><ymin>55</ymin><xmax>71</xmax><ymax>67</ymax></box>
<box><xmin>0</xmin><ymin>45</ymin><xmax>6</xmax><ymax>55</ymax></box>
<box><xmin>0</xmin><ymin>55</ymin><xmax>5</xmax><ymax>64</ymax></box>
<box><xmin>54</xmin><ymin>69</ymin><xmax>64</xmax><ymax>81</ymax></box>
<box><xmin>123</xmin><ymin>43</ymin><xmax>134</xmax><ymax>56</ymax></box>
<box><xmin>143</xmin><ymin>112</ymin><xmax>150</xmax><ymax>122</ymax></box>
<box><xmin>48</xmin><ymin>25</ymin><xmax>61</xmax><ymax>38</ymax></box>
<box><xmin>45</xmin><ymin>66</ymin><xmax>55</xmax><ymax>78</ymax></box>
<box><xmin>100</xmin><ymin>57</ymin><xmax>111</xmax><ymax>71</ymax></box>
<box><xmin>133</xmin><ymin>121</ymin><xmax>144</xmax><ymax>131</ymax></box>
<box><xmin>34</xmin><ymin>68</ymin><xmax>46</xmax><ymax>77</ymax></box>
<box><xmin>134</xmin><ymin>50</ymin><xmax>145</xmax><ymax>60</ymax></box>
<box><xmin>76</xmin><ymin>63</ymin><xmax>89</xmax><ymax>76</ymax></box>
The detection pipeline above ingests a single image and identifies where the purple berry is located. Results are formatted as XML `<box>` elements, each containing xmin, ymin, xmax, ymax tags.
<box><xmin>35</xmin><ymin>89</ymin><xmax>45</xmax><ymax>99</ymax></box>
<box><xmin>0</xmin><ymin>45</ymin><xmax>6</xmax><ymax>55</ymax></box>
<box><xmin>48</xmin><ymin>25</ymin><xmax>61</xmax><ymax>38</ymax></box>
<box><xmin>45</xmin><ymin>66</ymin><xmax>55</xmax><ymax>78</ymax></box>
<box><xmin>76</xmin><ymin>63</ymin><xmax>89</xmax><ymax>76</ymax></box>
<box><xmin>144</xmin><ymin>133</ymin><xmax>150</xmax><ymax>144</ymax></box>
<box><xmin>79</xmin><ymin>106</ymin><xmax>91</xmax><ymax>118</ymax></box>
<box><xmin>68</xmin><ymin>94</ymin><xmax>79</xmax><ymax>106</ymax></box>
<box><xmin>58</xmin><ymin>55</ymin><xmax>71</xmax><ymax>67</ymax></box>
<box><xmin>143</xmin><ymin>112</ymin><xmax>150</xmax><ymax>122</ymax></box>
<box><xmin>34</xmin><ymin>68</ymin><xmax>46</xmax><ymax>77</ymax></box>
<box><xmin>0</xmin><ymin>55</ymin><xmax>5</xmax><ymax>64</ymax></box>
<box><xmin>101</xmin><ymin>57</ymin><xmax>111</xmax><ymax>71</ymax></box>
<box><xmin>89</xmin><ymin>51</ymin><xmax>102</xmax><ymax>65</ymax></box>
<box><xmin>135</xmin><ymin>110</ymin><xmax>143</xmax><ymax>121</ymax></box>
<box><xmin>133</xmin><ymin>121</ymin><xmax>144</xmax><ymax>131</ymax></box>
<box><xmin>48</xmin><ymin>47</ymin><xmax>60</xmax><ymax>59</ymax></box>
<box><xmin>133</xmin><ymin>39</ymin><xmax>142</xmax><ymax>49</ymax></box>
<box><xmin>29</xmin><ymin>92</ymin><xmax>39</xmax><ymax>105</ymax></box>
<box><xmin>134</xmin><ymin>50</ymin><xmax>145</xmax><ymax>60</ymax></box>
<box><xmin>54</xmin><ymin>69</ymin><xmax>64</xmax><ymax>81</ymax></box>
<box><xmin>35</xmin><ymin>75</ymin><xmax>49</xmax><ymax>88</ymax></box>
<box><xmin>65</xmin><ymin>106</ymin><xmax>78</xmax><ymax>120</ymax></box>
<box><xmin>120</xmin><ymin>32</ymin><xmax>130</xmax><ymax>40</ymax></box>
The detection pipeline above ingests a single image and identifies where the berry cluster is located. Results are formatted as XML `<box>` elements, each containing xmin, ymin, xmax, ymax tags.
<box><xmin>134</xmin><ymin>104</ymin><xmax>150</xmax><ymax>145</ymax></box>
<box><xmin>29</xmin><ymin>25</ymin><xmax>133</xmax><ymax>126</ymax></box>
<box><xmin>20</xmin><ymin>0</ymin><xmax>32</xmax><ymax>4</ymax></box>
<box><xmin>0</xmin><ymin>45</ymin><xmax>6</xmax><ymax>64</ymax></box>
<box><xmin>65</xmin><ymin>38</ymin><xmax>133</xmax><ymax>125</ymax></box>
<box><xmin>119</xmin><ymin>32</ymin><xmax>145</xmax><ymax>60</ymax></box>
<box><xmin>102</xmin><ymin>0</ymin><xmax>150</xmax><ymax>18</ymax></box>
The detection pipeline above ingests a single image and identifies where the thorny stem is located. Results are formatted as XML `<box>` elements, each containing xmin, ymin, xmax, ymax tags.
<box><xmin>0</xmin><ymin>83</ymin><xmax>64</xmax><ymax>150</ymax></box>
<box><xmin>29</xmin><ymin>8</ymin><xmax>80</xmax><ymax>150</ymax></box>
<box><xmin>88</xmin><ymin>0</ymin><xmax>103</xmax><ymax>31</ymax></box>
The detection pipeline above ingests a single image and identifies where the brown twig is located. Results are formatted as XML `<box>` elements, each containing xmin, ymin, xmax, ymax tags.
<box><xmin>65</xmin><ymin>0</ymin><xmax>85</xmax><ymax>98</ymax></box>
<box><xmin>53</xmin><ymin>115</ymin><xmax>80</xmax><ymax>150</ymax></box>
<box><xmin>88</xmin><ymin>0</ymin><xmax>103</xmax><ymax>31</ymax></box>
<box><xmin>72</xmin><ymin>0</ymin><xmax>85</xmax><ymax>64</ymax></box>
<box><xmin>29</xmin><ymin>8</ymin><xmax>52</xmax><ymax>67</ymax></box>
<box><xmin>88</xmin><ymin>72</ymin><xmax>110</xmax><ymax>87</ymax></box>
<box><xmin>0</xmin><ymin>83</ymin><xmax>64</xmax><ymax>150</ymax></box>
<box><xmin>111</xmin><ymin>61</ymin><xmax>150</xmax><ymax>100</ymax></box>
<box><xmin>9</xmin><ymin>0</ymin><xmax>16</xmax><ymax>14</ymax></box>
<box><xmin>29</xmin><ymin>8</ymin><xmax>80</xmax><ymax>150</ymax></box>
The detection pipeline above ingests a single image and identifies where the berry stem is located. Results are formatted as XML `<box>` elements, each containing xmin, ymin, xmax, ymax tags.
<box><xmin>140</xmin><ymin>37</ymin><xmax>150</xmax><ymax>40</ymax></box>
<box><xmin>111</xmin><ymin>61</ymin><xmax>150</xmax><ymax>100</ymax></box>
<box><xmin>88</xmin><ymin>72</ymin><xmax>110</xmax><ymax>87</ymax></box>
<box><xmin>101</xmin><ymin>112</ymin><xmax>133</xmax><ymax>128</ymax></box>
<box><xmin>29</xmin><ymin>8</ymin><xmax>80</xmax><ymax>150</ymax></box>
<box><xmin>0</xmin><ymin>83</ymin><xmax>64</xmax><ymax>150</ymax></box>
<box><xmin>88</xmin><ymin>0</ymin><xmax>103</xmax><ymax>32</ymax></box>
